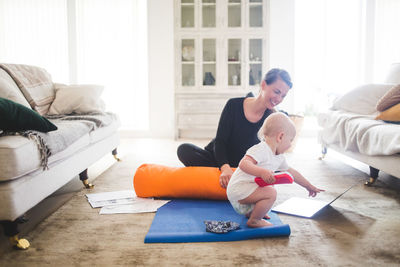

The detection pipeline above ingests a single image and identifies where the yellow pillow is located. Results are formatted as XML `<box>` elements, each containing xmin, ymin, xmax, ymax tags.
<box><xmin>375</xmin><ymin>103</ymin><xmax>400</xmax><ymax>122</ymax></box>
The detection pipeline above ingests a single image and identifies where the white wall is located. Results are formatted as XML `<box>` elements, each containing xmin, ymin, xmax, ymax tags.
<box><xmin>146</xmin><ymin>0</ymin><xmax>175</xmax><ymax>138</ymax></box>
<box><xmin>268</xmin><ymin>0</ymin><xmax>295</xmax><ymax>114</ymax></box>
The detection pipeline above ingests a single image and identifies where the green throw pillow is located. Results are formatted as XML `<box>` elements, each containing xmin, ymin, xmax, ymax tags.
<box><xmin>0</xmin><ymin>97</ymin><xmax>57</xmax><ymax>132</ymax></box>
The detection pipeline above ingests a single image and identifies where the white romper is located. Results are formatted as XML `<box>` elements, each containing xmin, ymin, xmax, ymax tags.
<box><xmin>226</xmin><ymin>141</ymin><xmax>289</xmax><ymax>214</ymax></box>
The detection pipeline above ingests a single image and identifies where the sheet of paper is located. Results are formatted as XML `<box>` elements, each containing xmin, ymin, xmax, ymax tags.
<box><xmin>86</xmin><ymin>190</ymin><xmax>134</xmax><ymax>202</ymax></box>
<box><xmin>99</xmin><ymin>199</ymin><xmax>170</xmax><ymax>215</ymax></box>
<box><xmin>86</xmin><ymin>190</ymin><xmax>147</xmax><ymax>208</ymax></box>
<box><xmin>88</xmin><ymin>197</ymin><xmax>146</xmax><ymax>208</ymax></box>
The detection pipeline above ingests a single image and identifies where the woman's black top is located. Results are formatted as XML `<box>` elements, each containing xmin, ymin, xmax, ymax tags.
<box><xmin>205</xmin><ymin>97</ymin><xmax>273</xmax><ymax>168</ymax></box>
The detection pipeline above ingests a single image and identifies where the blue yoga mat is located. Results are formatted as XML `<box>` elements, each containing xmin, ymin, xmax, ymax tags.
<box><xmin>145</xmin><ymin>199</ymin><xmax>291</xmax><ymax>243</ymax></box>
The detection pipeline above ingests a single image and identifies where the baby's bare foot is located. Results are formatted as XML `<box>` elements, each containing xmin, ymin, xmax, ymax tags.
<box><xmin>246</xmin><ymin>213</ymin><xmax>271</xmax><ymax>220</ymax></box>
<box><xmin>247</xmin><ymin>219</ymin><xmax>273</xmax><ymax>228</ymax></box>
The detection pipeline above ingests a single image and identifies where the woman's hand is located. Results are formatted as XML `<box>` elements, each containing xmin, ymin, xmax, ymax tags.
<box><xmin>219</xmin><ymin>164</ymin><xmax>233</xmax><ymax>188</ymax></box>
<box><xmin>260</xmin><ymin>169</ymin><xmax>275</xmax><ymax>184</ymax></box>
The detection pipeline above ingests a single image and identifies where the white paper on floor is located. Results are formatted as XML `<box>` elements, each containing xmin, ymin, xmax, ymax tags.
<box><xmin>99</xmin><ymin>199</ymin><xmax>170</xmax><ymax>215</ymax></box>
<box><xmin>85</xmin><ymin>190</ymin><xmax>136</xmax><ymax>208</ymax></box>
<box><xmin>85</xmin><ymin>190</ymin><xmax>170</xmax><ymax>214</ymax></box>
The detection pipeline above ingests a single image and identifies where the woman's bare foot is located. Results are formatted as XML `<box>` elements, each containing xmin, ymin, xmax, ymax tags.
<box><xmin>247</xmin><ymin>219</ymin><xmax>273</xmax><ymax>228</ymax></box>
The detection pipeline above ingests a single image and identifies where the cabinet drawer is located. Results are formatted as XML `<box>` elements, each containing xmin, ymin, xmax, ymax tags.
<box><xmin>178</xmin><ymin>128</ymin><xmax>216</xmax><ymax>139</ymax></box>
<box><xmin>177</xmin><ymin>98</ymin><xmax>226</xmax><ymax>113</ymax></box>
<box><xmin>178</xmin><ymin>113</ymin><xmax>220</xmax><ymax>128</ymax></box>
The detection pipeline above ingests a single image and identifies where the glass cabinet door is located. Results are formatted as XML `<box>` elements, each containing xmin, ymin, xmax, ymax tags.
<box><xmin>181</xmin><ymin>0</ymin><xmax>195</xmax><ymax>28</ymax></box>
<box><xmin>181</xmin><ymin>39</ymin><xmax>195</xmax><ymax>86</ymax></box>
<box><xmin>249</xmin><ymin>0</ymin><xmax>263</xmax><ymax>27</ymax></box>
<box><xmin>228</xmin><ymin>39</ymin><xmax>241</xmax><ymax>86</ymax></box>
<box><xmin>202</xmin><ymin>39</ymin><xmax>216</xmax><ymax>86</ymax></box>
<box><xmin>228</xmin><ymin>0</ymin><xmax>241</xmax><ymax>27</ymax></box>
<box><xmin>202</xmin><ymin>0</ymin><xmax>216</xmax><ymax>28</ymax></box>
<box><xmin>249</xmin><ymin>39</ymin><xmax>263</xmax><ymax>86</ymax></box>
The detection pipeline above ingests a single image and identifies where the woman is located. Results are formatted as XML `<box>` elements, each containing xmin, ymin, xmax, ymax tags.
<box><xmin>177</xmin><ymin>68</ymin><xmax>292</xmax><ymax>188</ymax></box>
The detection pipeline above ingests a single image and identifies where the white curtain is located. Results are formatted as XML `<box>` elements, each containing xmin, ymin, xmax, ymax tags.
<box><xmin>293</xmin><ymin>0</ymin><xmax>364</xmax><ymax>115</ymax></box>
<box><xmin>293</xmin><ymin>0</ymin><xmax>400</xmax><ymax>115</ymax></box>
<box><xmin>0</xmin><ymin>0</ymin><xmax>69</xmax><ymax>82</ymax></box>
<box><xmin>75</xmin><ymin>0</ymin><xmax>148</xmax><ymax>129</ymax></box>
<box><xmin>373</xmin><ymin>0</ymin><xmax>400</xmax><ymax>82</ymax></box>
<box><xmin>0</xmin><ymin>0</ymin><xmax>149</xmax><ymax>130</ymax></box>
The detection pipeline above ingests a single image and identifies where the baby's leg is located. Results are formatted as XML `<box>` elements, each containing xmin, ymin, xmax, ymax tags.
<box><xmin>239</xmin><ymin>186</ymin><xmax>277</xmax><ymax>228</ymax></box>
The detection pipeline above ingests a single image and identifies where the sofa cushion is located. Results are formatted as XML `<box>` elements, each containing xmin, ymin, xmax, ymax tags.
<box><xmin>332</xmin><ymin>83</ymin><xmax>394</xmax><ymax>115</ymax></box>
<box><xmin>90</xmin><ymin>115</ymin><xmax>120</xmax><ymax>143</ymax></box>
<box><xmin>0</xmin><ymin>69</ymin><xmax>31</xmax><ymax>108</ymax></box>
<box><xmin>376</xmin><ymin>84</ymin><xmax>400</xmax><ymax>112</ymax></box>
<box><xmin>318</xmin><ymin>110</ymin><xmax>400</xmax><ymax>155</ymax></box>
<box><xmin>48</xmin><ymin>84</ymin><xmax>105</xmax><ymax>115</ymax></box>
<box><xmin>0</xmin><ymin>64</ymin><xmax>55</xmax><ymax>115</ymax></box>
<box><xmin>0</xmin><ymin>134</ymin><xmax>90</xmax><ymax>181</ymax></box>
<box><xmin>0</xmin><ymin>97</ymin><xmax>57</xmax><ymax>132</ymax></box>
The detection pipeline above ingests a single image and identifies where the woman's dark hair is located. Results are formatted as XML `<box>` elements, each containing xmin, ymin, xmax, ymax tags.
<box><xmin>264</xmin><ymin>68</ymin><xmax>292</xmax><ymax>89</ymax></box>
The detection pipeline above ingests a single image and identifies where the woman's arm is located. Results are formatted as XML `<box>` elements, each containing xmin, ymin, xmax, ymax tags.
<box><xmin>219</xmin><ymin>163</ymin><xmax>233</xmax><ymax>188</ymax></box>
<box><xmin>214</xmin><ymin>99</ymin><xmax>234</xmax><ymax>168</ymax></box>
<box><xmin>214</xmin><ymin>99</ymin><xmax>234</xmax><ymax>188</ymax></box>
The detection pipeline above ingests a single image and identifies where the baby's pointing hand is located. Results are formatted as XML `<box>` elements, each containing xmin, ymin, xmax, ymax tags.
<box><xmin>307</xmin><ymin>185</ymin><xmax>325</xmax><ymax>197</ymax></box>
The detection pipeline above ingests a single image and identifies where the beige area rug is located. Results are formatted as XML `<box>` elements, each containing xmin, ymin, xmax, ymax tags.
<box><xmin>1</xmin><ymin>138</ymin><xmax>400</xmax><ymax>266</ymax></box>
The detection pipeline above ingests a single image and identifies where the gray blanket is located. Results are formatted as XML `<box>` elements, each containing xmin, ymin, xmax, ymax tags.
<box><xmin>1</xmin><ymin>112</ymin><xmax>117</xmax><ymax>169</ymax></box>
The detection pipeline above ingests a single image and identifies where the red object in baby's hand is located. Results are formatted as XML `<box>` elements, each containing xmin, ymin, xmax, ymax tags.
<box><xmin>254</xmin><ymin>172</ymin><xmax>294</xmax><ymax>187</ymax></box>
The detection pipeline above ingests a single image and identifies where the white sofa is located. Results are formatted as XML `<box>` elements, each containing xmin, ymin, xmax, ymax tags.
<box><xmin>318</xmin><ymin>63</ymin><xmax>400</xmax><ymax>185</ymax></box>
<box><xmin>0</xmin><ymin>65</ymin><xmax>120</xmax><ymax>249</ymax></box>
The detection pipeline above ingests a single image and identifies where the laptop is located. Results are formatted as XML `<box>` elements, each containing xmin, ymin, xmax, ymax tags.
<box><xmin>272</xmin><ymin>184</ymin><xmax>357</xmax><ymax>218</ymax></box>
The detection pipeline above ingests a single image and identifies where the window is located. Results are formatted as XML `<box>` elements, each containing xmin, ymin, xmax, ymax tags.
<box><xmin>0</xmin><ymin>0</ymin><xmax>69</xmax><ymax>82</ymax></box>
<box><xmin>293</xmin><ymin>0</ymin><xmax>364</xmax><ymax>115</ymax></box>
<box><xmin>373</xmin><ymin>0</ymin><xmax>400</xmax><ymax>82</ymax></box>
<box><xmin>75</xmin><ymin>0</ymin><xmax>148</xmax><ymax>129</ymax></box>
<box><xmin>293</xmin><ymin>0</ymin><xmax>400</xmax><ymax>116</ymax></box>
<box><xmin>0</xmin><ymin>0</ymin><xmax>148</xmax><ymax>130</ymax></box>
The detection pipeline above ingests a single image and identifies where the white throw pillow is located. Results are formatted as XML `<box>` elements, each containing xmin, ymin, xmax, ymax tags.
<box><xmin>332</xmin><ymin>83</ymin><xmax>394</xmax><ymax>115</ymax></box>
<box><xmin>0</xmin><ymin>69</ymin><xmax>31</xmax><ymax>108</ymax></box>
<box><xmin>384</xmin><ymin>63</ymin><xmax>400</xmax><ymax>84</ymax></box>
<box><xmin>47</xmin><ymin>84</ymin><xmax>105</xmax><ymax>115</ymax></box>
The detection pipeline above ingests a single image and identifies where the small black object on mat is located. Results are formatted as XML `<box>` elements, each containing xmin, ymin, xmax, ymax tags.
<box><xmin>204</xmin><ymin>220</ymin><xmax>240</xmax><ymax>234</ymax></box>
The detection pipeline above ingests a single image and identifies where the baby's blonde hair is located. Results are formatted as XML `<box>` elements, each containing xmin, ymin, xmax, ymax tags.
<box><xmin>258</xmin><ymin>112</ymin><xmax>296</xmax><ymax>141</ymax></box>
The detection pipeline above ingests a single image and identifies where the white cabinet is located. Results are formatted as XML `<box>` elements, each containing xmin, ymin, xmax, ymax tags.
<box><xmin>175</xmin><ymin>0</ymin><xmax>269</xmax><ymax>139</ymax></box>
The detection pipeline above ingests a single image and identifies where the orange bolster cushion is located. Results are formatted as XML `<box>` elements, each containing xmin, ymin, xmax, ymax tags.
<box><xmin>133</xmin><ymin>164</ymin><xmax>227</xmax><ymax>200</ymax></box>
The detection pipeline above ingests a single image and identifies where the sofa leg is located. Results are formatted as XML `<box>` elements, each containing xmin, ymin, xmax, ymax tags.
<box><xmin>112</xmin><ymin>148</ymin><xmax>121</xmax><ymax>162</ymax></box>
<box><xmin>318</xmin><ymin>146</ymin><xmax>328</xmax><ymax>160</ymax></box>
<box><xmin>365</xmin><ymin>166</ymin><xmax>380</xmax><ymax>186</ymax></box>
<box><xmin>79</xmin><ymin>169</ymin><xmax>94</xmax><ymax>189</ymax></box>
<box><xmin>1</xmin><ymin>218</ymin><xmax>30</xmax><ymax>250</ymax></box>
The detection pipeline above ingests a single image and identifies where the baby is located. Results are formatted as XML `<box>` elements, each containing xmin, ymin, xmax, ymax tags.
<box><xmin>226</xmin><ymin>113</ymin><xmax>324</xmax><ymax>228</ymax></box>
